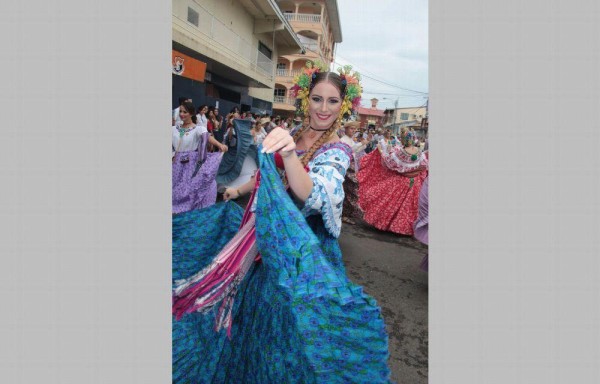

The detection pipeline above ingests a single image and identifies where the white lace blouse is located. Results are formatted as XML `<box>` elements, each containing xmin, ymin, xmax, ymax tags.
<box><xmin>172</xmin><ymin>125</ymin><xmax>208</xmax><ymax>154</ymax></box>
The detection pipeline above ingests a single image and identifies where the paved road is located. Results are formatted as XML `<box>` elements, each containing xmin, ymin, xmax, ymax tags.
<box><xmin>339</xmin><ymin>220</ymin><xmax>429</xmax><ymax>384</ymax></box>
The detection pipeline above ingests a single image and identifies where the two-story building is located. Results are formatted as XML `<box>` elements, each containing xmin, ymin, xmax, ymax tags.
<box><xmin>172</xmin><ymin>0</ymin><xmax>304</xmax><ymax>115</ymax></box>
<box><xmin>356</xmin><ymin>98</ymin><xmax>385</xmax><ymax>129</ymax></box>
<box><xmin>383</xmin><ymin>106</ymin><xmax>428</xmax><ymax>137</ymax></box>
<box><xmin>271</xmin><ymin>0</ymin><xmax>343</xmax><ymax>118</ymax></box>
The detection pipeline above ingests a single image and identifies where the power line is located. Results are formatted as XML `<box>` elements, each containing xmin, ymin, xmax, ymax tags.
<box><xmin>397</xmin><ymin>101</ymin><xmax>428</xmax><ymax>112</ymax></box>
<box><xmin>362</xmin><ymin>93</ymin><xmax>427</xmax><ymax>99</ymax></box>
<box><xmin>356</xmin><ymin>71</ymin><xmax>429</xmax><ymax>96</ymax></box>
<box><xmin>361</xmin><ymin>90</ymin><xmax>420</xmax><ymax>95</ymax></box>
<box><xmin>333</xmin><ymin>57</ymin><xmax>428</xmax><ymax>95</ymax></box>
<box><xmin>334</xmin><ymin>55</ymin><xmax>428</xmax><ymax>94</ymax></box>
<box><xmin>382</xmin><ymin>100</ymin><xmax>428</xmax><ymax>116</ymax></box>
<box><xmin>296</xmin><ymin>48</ymin><xmax>428</xmax><ymax>95</ymax></box>
<box><xmin>362</xmin><ymin>93</ymin><xmax>426</xmax><ymax>110</ymax></box>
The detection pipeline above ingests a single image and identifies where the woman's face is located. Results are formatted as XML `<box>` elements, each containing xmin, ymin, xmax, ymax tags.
<box><xmin>208</xmin><ymin>110</ymin><xmax>215</xmax><ymax>118</ymax></box>
<box><xmin>201</xmin><ymin>106</ymin><xmax>208</xmax><ymax>114</ymax></box>
<box><xmin>308</xmin><ymin>80</ymin><xmax>342</xmax><ymax>131</ymax></box>
<box><xmin>179</xmin><ymin>106</ymin><xmax>192</xmax><ymax>123</ymax></box>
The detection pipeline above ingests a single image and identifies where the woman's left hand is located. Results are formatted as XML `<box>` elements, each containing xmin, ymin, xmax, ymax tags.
<box><xmin>261</xmin><ymin>127</ymin><xmax>295</xmax><ymax>158</ymax></box>
<box><xmin>220</xmin><ymin>144</ymin><xmax>228</xmax><ymax>153</ymax></box>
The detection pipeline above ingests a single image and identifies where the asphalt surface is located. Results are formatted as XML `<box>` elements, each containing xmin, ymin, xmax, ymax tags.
<box><xmin>339</xmin><ymin>220</ymin><xmax>429</xmax><ymax>384</ymax></box>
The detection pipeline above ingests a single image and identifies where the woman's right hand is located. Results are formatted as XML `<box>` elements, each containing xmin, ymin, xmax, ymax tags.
<box><xmin>223</xmin><ymin>187</ymin><xmax>239</xmax><ymax>201</ymax></box>
<box><xmin>261</xmin><ymin>127</ymin><xmax>295</xmax><ymax>158</ymax></box>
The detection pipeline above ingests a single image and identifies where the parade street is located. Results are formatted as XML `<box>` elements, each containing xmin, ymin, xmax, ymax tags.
<box><xmin>339</xmin><ymin>221</ymin><xmax>429</xmax><ymax>384</ymax></box>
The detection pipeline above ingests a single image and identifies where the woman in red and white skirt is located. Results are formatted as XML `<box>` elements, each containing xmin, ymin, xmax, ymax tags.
<box><xmin>357</xmin><ymin>127</ymin><xmax>428</xmax><ymax>235</ymax></box>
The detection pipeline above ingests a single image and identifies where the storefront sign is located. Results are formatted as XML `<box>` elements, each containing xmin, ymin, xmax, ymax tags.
<box><xmin>172</xmin><ymin>50</ymin><xmax>207</xmax><ymax>82</ymax></box>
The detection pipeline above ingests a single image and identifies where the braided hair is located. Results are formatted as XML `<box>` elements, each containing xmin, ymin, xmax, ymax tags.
<box><xmin>290</xmin><ymin>71</ymin><xmax>345</xmax><ymax>168</ymax></box>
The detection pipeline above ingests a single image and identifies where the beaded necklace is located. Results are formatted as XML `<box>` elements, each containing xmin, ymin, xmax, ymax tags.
<box><xmin>178</xmin><ymin>124</ymin><xmax>195</xmax><ymax>137</ymax></box>
<box><xmin>172</xmin><ymin>123</ymin><xmax>195</xmax><ymax>161</ymax></box>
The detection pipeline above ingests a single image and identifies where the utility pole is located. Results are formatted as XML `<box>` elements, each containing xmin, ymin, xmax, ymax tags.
<box><xmin>421</xmin><ymin>97</ymin><xmax>429</xmax><ymax>139</ymax></box>
<box><xmin>393</xmin><ymin>98</ymin><xmax>399</xmax><ymax>135</ymax></box>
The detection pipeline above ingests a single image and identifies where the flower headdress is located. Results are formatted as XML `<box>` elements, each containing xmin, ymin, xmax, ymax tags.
<box><xmin>401</xmin><ymin>129</ymin><xmax>416</xmax><ymax>147</ymax></box>
<box><xmin>336</xmin><ymin>64</ymin><xmax>362</xmax><ymax>119</ymax></box>
<box><xmin>289</xmin><ymin>61</ymin><xmax>362</xmax><ymax>120</ymax></box>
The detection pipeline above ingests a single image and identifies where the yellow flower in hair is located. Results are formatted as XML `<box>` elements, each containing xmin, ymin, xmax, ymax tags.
<box><xmin>290</xmin><ymin>60</ymin><xmax>362</xmax><ymax>119</ymax></box>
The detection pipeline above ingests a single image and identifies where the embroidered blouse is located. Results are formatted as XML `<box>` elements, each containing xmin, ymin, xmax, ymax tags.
<box><xmin>172</xmin><ymin>124</ymin><xmax>208</xmax><ymax>154</ymax></box>
<box><xmin>380</xmin><ymin>143</ymin><xmax>429</xmax><ymax>174</ymax></box>
<box><xmin>250</xmin><ymin>142</ymin><xmax>352</xmax><ymax>238</ymax></box>
<box><xmin>300</xmin><ymin>142</ymin><xmax>352</xmax><ymax>238</ymax></box>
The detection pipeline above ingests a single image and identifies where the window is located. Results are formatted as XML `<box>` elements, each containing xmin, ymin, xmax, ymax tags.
<box><xmin>252</xmin><ymin>98</ymin><xmax>272</xmax><ymax>111</ymax></box>
<box><xmin>258</xmin><ymin>42</ymin><xmax>272</xmax><ymax>60</ymax></box>
<box><xmin>274</xmin><ymin>88</ymin><xmax>286</xmax><ymax>97</ymax></box>
<box><xmin>277</xmin><ymin>63</ymin><xmax>286</xmax><ymax>70</ymax></box>
<box><xmin>400</xmin><ymin>113</ymin><xmax>409</xmax><ymax>120</ymax></box>
<box><xmin>187</xmin><ymin>7</ymin><xmax>199</xmax><ymax>27</ymax></box>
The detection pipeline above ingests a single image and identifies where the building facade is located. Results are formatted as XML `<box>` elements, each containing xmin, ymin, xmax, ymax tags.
<box><xmin>271</xmin><ymin>0</ymin><xmax>343</xmax><ymax>118</ymax></box>
<box><xmin>383</xmin><ymin>105</ymin><xmax>428</xmax><ymax>137</ymax></box>
<box><xmin>172</xmin><ymin>0</ymin><xmax>303</xmax><ymax>115</ymax></box>
<box><xmin>356</xmin><ymin>98</ymin><xmax>385</xmax><ymax>129</ymax></box>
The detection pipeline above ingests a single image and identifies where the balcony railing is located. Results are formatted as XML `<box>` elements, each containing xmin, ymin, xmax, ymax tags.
<box><xmin>283</xmin><ymin>13</ymin><xmax>321</xmax><ymax>23</ymax></box>
<box><xmin>256</xmin><ymin>50</ymin><xmax>274</xmax><ymax>78</ymax></box>
<box><xmin>303</xmin><ymin>43</ymin><xmax>324</xmax><ymax>58</ymax></box>
<box><xmin>274</xmin><ymin>96</ymin><xmax>296</xmax><ymax>105</ymax></box>
<box><xmin>276</xmin><ymin>69</ymin><xmax>303</xmax><ymax>78</ymax></box>
<box><xmin>174</xmin><ymin>5</ymin><xmax>274</xmax><ymax>80</ymax></box>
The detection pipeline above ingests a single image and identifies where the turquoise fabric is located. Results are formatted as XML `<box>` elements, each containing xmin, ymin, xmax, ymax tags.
<box><xmin>172</xmin><ymin>150</ymin><xmax>392</xmax><ymax>383</ymax></box>
<box><xmin>216</xmin><ymin>118</ymin><xmax>257</xmax><ymax>186</ymax></box>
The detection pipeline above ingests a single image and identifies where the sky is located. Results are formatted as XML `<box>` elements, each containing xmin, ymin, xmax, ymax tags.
<box><xmin>333</xmin><ymin>0</ymin><xmax>428</xmax><ymax>110</ymax></box>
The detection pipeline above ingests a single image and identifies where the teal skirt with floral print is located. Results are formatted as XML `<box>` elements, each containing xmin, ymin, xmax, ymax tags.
<box><xmin>172</xmin><ymin>152</ymin><xmax>392</xmax><ymax>383</ymax></box>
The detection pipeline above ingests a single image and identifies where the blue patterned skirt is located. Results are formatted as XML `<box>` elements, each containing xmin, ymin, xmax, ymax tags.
<box><xmin>173</xmin><ymin>152</ymin><xmax>392</xmax><ymax>383</ymax></box>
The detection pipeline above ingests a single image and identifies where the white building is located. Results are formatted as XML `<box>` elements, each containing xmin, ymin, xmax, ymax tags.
<box><xmin>172</xmin><ymin>0</ymin><xmax>304</xmax><ymax>114</ymax></box>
